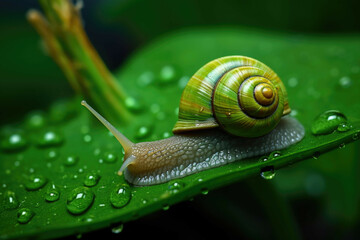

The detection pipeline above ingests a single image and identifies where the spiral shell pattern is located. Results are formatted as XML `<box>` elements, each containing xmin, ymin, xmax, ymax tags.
<box><xmin>173</xmin><ymin>56</ymin><xmax>290</xmax><ymax>137</ymax></box>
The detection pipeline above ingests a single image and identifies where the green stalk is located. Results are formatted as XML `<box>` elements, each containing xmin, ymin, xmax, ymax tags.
<box><xmin>27</xmin><ymin>0</ymin><xmax>132</xmax><ymax>125</ymax></box>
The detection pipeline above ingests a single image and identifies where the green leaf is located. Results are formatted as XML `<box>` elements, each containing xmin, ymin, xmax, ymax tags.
<box><xmin>1</xmin><ymin>27</ymin><xmax>359</xmax><ymax>239</ymax></box>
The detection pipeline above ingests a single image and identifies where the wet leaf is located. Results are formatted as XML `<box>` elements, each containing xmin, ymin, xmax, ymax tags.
<box><xmin>1</xmin><ymin>28</ymin><xmax>359</xmax><ymax>239</ymax></box>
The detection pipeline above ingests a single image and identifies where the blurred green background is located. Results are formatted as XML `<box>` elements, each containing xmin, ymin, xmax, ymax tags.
<box><xmin>1</xmin><ymin>0</ymin><xmax>359</xmax><ymax>125</ymax></box>
<box><xmin>0</xmin><ymin>0</ymin><xmax>359</xmax><ymax>239</ymax></box>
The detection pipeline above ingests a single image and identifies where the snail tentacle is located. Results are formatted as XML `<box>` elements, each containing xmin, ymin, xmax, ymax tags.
<box><xmin>81</xmin><ymin>100</ymin><xmax>134</xmax><ymax>153</ymax></box>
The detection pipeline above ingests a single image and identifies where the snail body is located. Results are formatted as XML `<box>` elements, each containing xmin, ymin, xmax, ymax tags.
<box><xmin>81</xmin><ymin>56</ymin><xmax>305</xmax><ymax>186</ymax></box>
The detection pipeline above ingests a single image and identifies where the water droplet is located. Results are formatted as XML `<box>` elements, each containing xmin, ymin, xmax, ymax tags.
<box><xmin>162</xmin><ymin>132</ymin><xmax>171</xmax><ymax>138</ymax></box>
<box><xmin>225</xmin><ymin>112</ymin><xmax>231</xmax><ymax>117</ymax></box>
<box><xmin>25</xmin><ymin>174</ymin><xmax>48</xmax><ymax>191</ymax></box>
<box><xmin>83</xmin><ymin>171</ymin><xmax>101</xmax><ymax>187</ymax></box>
<box><xmin>159</xmin><ymin>65</ymin><xmax>176</xmax><ymax>84</ymax></box>
<box><xmin>80</xmin><ymin>216</ymin><xmax>94</xmax><ymax>223</ymax></box>
<box><xmin>83</xmin><ymin>134</ymin><xmax>92</xmax><ymax>143</ymax></box>
<box><xmin>46</xmin><ymin>149</ymin><xmax>59</xmax><ymax>161</ymax></box>
<box><xmin>339</xmin><ymin>143</ymin><xmax>346</xmax><ymax>149</ymax></box>
<box><xmin>125</xmin><ymin>97</ymin><xmax>143</xmax><ymax>112</ymax></box>
<box><xmin>259</xmin><ymin>156</ymin><xmax>268</xmax><ymax>162</ymax></box>
<box><xmin>103</xmin><ymin>152</ymin><xmax>118</xmax><ymax>163</ymax></box>
<box><xmin>338</xmin><ymin>76</ymin><xmax>352</xmax><ymax>88</ymax></box>
<box><xmin>174</xmin><ymin>107</ymin><xmax>179</xmax><ymax>116</ymax></box>
<box><xmin>201</xmin><ymin>188</ymin><xmax>209</xmax><ymax>195</ymax></box>
<box><xmin>162</xmin><ymin>205</ymin><xmax>170</xmax><ymax>211</ymax></box>
<box><xmin>36</xmin><ymin>130</ymin><xmax>64</xmax><ymax>147</ymax></box>
<box><xmin>178</xmin><ymin>76</ymin><xmax>189</xmax><ymax>89</ymax></box>
<box><xmin>135</xmin><ymin>125</ymin><xmax>153</xmax><ymax>140</ymax></box>
<box><xmin>312</xmin><ymin>151</ymin><xmax>320</xmax><ymax>160</ymax></box>
<box><xmin>111</xmin><ymin>224</ymin><xmax>124</xmax><ymax>234</ymax></box>
<box><xmin>3</xmin><ymin>191</ymin><xmax>19</xmax><ymax>209</ymax></box>
<box><xmin>260</xmin><ymin>166</ymin><xmax>276</xmax><ymax>180</ymax></box>
<box><xmin>311</xmin><ymin>110</ymin><xmax>347</xmax><ymax>135</ymax></box>
<box><xmin>168</xmin><ymin>181</ymin><xmax>184</xmax><ymax>194</ymax></box>
<box><xmin>66</xmin><ymin>187</ymin><xmax>94</xmax><ymax>215</ymax></box>
<box><xmin>199</xmin><ymin>106</ymin><xmax>204</xmax><ymax>113</ymax></box>
<box><xmin>150</xmin><ymin>104</ymin><xmax>160</xmax><ymax>114</ymax></box>
<box><xmin>290</xmin><ymin>109</ymin><xmax>298</xmax><ymax>117</ymax></box>
<box><xmin>352</xmin><ymin>133</ymin><xmax>359</xmax><ymax>140</ymax></box>
<box><xmin>269</xmin><ymin>151</ymin><xmax>281</xmax><ymax>159</ymax></box>
<box><xmin>288</xmin><ymin>77</ymin><xmax>298</xmax><ymax>87</ymax></box>
<box><xmin>93</xmin><ymin>148</ymin><xmax>101</xmax><ymax>156</ymax></box>
<box><xmin>0</xmin><ymin>132</ymin><xmax>28</xmax><ymax>152</ymax></box>
<box><xmin>337</xmin><ymin>122</ymin><xmax>352</xmax><ymax>132</ymax></box>
<box><xmin>17</xmin><ymin>208</ymin><xmax>35</xmax><ymax>224</ymax></box>
<box><xmin>64</xmin><ymin>155</ymin><xmax>79</xmax><ymax>166</ymax></box>
<box><xmin>137</xmin><ymin>71</ymin><xmax>154</xmax><ymax>87</ymax></box>
<box><xmin>45</xmin><ymin>182</ymin><xmax>60</xmax><ymax>202</ymax></box>
<box><xmin>110</xmin><ymin>184</ymin><xmax>131</xmax><ymax>208</ymax></box>
<box><xmin>25</xmin><ymin>111</ymin><xmax>47</xmax><ymax>129</ymax></box>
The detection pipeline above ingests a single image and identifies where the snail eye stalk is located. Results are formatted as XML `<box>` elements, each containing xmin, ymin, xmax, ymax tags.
<box><xmin>81</xmin><ymin>100</ymin><xmax>133</xmax><ymax>154</ymax></box>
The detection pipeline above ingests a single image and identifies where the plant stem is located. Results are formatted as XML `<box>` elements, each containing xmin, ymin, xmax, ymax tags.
<box><xmin>27</xmin><ymin>0</ymin><xmax>132</xmax><ymax>124</ymax></box>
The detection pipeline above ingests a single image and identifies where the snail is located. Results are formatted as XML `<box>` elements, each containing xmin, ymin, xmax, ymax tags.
<box><xmin>81</xmin><ymin>56</ymin><xmax>305</xmax><ymax>186</ymax></box>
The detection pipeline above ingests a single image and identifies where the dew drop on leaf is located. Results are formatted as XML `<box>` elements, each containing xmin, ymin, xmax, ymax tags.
<box><xmin>337</xmin><ymin>122</ymin><xmax>352</xmax><ymax>132</ymax></box>
<box><xmin>83</xmin><ymin>171</ymin><xmax>101</xmax><ymax>187</ymax></box>
<box><xmin>83</xmin><ymin>134</ymin><xmax>92</xmax><ymax>143</ymax></box>
<box><xmin>311</xmin><ymin>110</ymin><xmax>348</xmax><ymax>135</ymax></box>
<box><xmin>168</xmin><ymin>181</ymin><xmax>184</xmax><ymax>194</ymax></box>
<box><xmin>64</xmin><ymin>155</ymin><xmax>79</xmax><ymax>167</ymax></box>
<box><xmin>260</xmin><ymin>166</ymin><xmax>276</xmax><ymax>180</ymax></box>
<box><xmin>159</xmin><ymin>65</ymin><xmax>176</xmax><ymax>84</ymax></box>
<box><xmin>111</xmin><ymin>224</ymin><xmax>124</xmax><ymax>234</ymax></box>
<box><xmin>312</xmin><ymin>151</ymin><xmax>321</xmax><ymax>160</ymax></box>
<box><xmin>3</xmin><ymin>191</ymin><xmax>19</xmax><ymax>209</ymax></box>
<box><xmin>103</xmin><ymin>152</ymin><xmax>118</xmax><ymax>163</ymax></box>
<box><xmin>110</xmin><ymin>184</ymin><xmax>131</xmax><ymax>208</ymax></box>
<box><xmin>66</xmin><ymin>187</ymin><xmax>94</xmax><ymax>215</ymax></box>
<box><xmin>259</xmin><ymin>156</ymin><xmax>268</xmax><ymax>162</ymax></box>
<box><xmin>0</xmin><ymin>132</ymin><xmax>28</xmax><ymax>152</ymax></box>
<box><xmin>24</xmin><ymin>174</ymin><xmax>48</xmax><ymax>191</ymax></box>
<box><xmin>174</xmin><ymin>107</ymin><xmax>179</xmax><ymax>116</ymax></box>
<box><xmin>162</xmin><ymin>132</ymin><xmax>171</xmax><ymax>138</ymax></box>
<box><xmin>25</xmin><ymin>111</ymin><xmax>47</xmax><ymax>129</ymax></box>
<box><xmin>178</xmin><ymin>76</ymin><xmax>189</xmax><ymax>89</ymax></box>
<box><xmin>353</xmin><ymin>133</ymin><xmax>359</xmax><ymax>140</ymax></box>
<box><xmin>338</xmin><ymin>76</ymin><xmax>352</xmax><ymax>88</ymax></box>
<box><xmin>287</xmin><ymin>77</ymin><xmax>298</xmax><ymax>88</ymax></box>
<box><xmin>45</xmin><ymin>182</ymin><xmax>60</xmax><ymax>202</ymax></box>
<box><xmin>17</xmin><ymin>208</ymin><xmax>35</xmax><ymax>224</ymax></box>
<box><xmin>135</xmin><ymin>125</ymin><xmax>153</xmax><ymax>140</ymax></box>
<box><xmin>36</xmin><ymin>130</ymin><xmax>64</xmax><ymax>147</ymax></box>
<box><xmin>46</xmin><ymin>149</ymin><xmax>59</xmax><ymax>161</ymax></box>
<box><xmin>137</xmin><ymin>71</ymin><xmax>154</xmax><ymax>87</ymax></box>
<box><xmin>269</xmin><ymin>151</ymin><xmax>281</xmax><ymax>159</ymax></box>
<box><xmin>125</xmin><ymin>97</ymin><xmax>143</xmax><ymax>112</ymax></box>
<box><xmin>201</xmin><ymin>188</ymin><xmax>209</xmax><ymax>195</ymax></box>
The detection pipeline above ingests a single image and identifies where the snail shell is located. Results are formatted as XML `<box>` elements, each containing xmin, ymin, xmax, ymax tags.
<box><xmin>174</xmin><ymin>56</ymin><xmax>290</xmax><ymax>137</ymax></box>
<box><xmin>81</xmin><ymin>56</ymin><xmax>305</xmax><ymax>186</ymax></box>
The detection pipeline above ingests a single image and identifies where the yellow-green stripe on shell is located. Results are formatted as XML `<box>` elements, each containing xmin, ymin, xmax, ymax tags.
<box><xmin>173</xmin><ymin>56</ymin><xmax>290</xmax><ymax>138</ymax></box>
